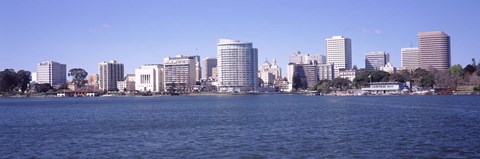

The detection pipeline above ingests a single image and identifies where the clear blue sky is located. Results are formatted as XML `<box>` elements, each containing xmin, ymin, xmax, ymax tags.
<box><xmin>1</xmin><ymin>0</ymin><xmax>479</xmax><ymax>77</ymax></box>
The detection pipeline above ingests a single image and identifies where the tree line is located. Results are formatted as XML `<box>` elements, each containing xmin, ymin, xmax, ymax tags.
<box><xmin>291</xmin><ymin>61</ymin><xmax>480</xmax><ymax>92</ymax></box>
<box><xmin>0</xmin><ymin>69</ymin><xmax>32</xmax><ymax>94</ymax></box>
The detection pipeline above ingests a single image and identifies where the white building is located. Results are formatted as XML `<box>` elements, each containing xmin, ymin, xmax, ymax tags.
<box><xmin>362</xmin><ymin>82</ymin><xmax>405</xmax><ymax>95</ymax></box>
<box><xmin>201</xmin><ymin>57</ymin><xmax>217</xmax><ymax>81</ymax></box>
<box><xmin>135</xmin><ymin>64</ymin><xmax>164</xmax><ymax>92</ymax></box>
<box><xmin>31</xmin><ymin>72</ymin><xmax>37</xmax><ymax>83</ymax></box>
<box><xmin>217</xmin><ymin>39</ymin><xmax>258</xmax><ymax>92</ymax></box>
<box><xmin>259</xmin><ymin>58</ymin><xmax>282</xmax><ymax>87</ymax></box>
<box><xmin>36</xmin><ymin>61</ymin><xmax>67</xmax><ymax>86</ymax></box>
<box><xmin>401</xmin><ymin>47</ymin><xmax>420</xmax><ymax>70</ymax></box>
<box><xmin>365</xmin><ymin>51</ymin><xmax>389</xmax><ymax>70</ymax></box>
<box><xmin>338</xmin><ymin>69</ymin><xmax>356</xmax><ymax>81</ymax></box>
<box><xmin>164</xmin><ymin>55</ymin><xmax>197</xmax><ymax>92</ymax></box>
<box><xmin>326</xmin><ymin>36</ymin><xmax>352</xmax><ymax>77</ymax></box>
<box><xmin>98</xmin><ymin>60</ymin><xmax>124</xmax><ymax>91</ymax></box>
<box><xmin>379</xmin><ymin>62</ymin><xmax>397</xmax><ymax>74</ymax></box>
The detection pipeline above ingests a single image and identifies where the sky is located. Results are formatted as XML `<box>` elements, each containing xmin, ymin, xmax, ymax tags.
<box><xmin>1</xmin><ymin>0</ymin><xmax>479</xmax><ymax>78</ymax></box>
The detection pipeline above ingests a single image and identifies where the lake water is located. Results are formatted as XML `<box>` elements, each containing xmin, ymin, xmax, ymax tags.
<box><xmin>1</xmin><ymin>95</ymin><xmax>480</xmax><ymax>158</ymax></box>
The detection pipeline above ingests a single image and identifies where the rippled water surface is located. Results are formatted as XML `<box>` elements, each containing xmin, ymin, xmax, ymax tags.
<box><xmin>1</xmin><ymin>95</ymin><xmax>480</xmax><ymax>158</ymax></box>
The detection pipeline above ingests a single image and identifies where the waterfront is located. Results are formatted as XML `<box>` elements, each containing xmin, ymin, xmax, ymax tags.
<box><xmin>1</xmin><ymin>95</ymin><xmax>479</xmax><ymax>158</ymax></box>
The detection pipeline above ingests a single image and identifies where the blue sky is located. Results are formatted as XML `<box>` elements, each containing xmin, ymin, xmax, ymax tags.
<box><xmin>1</xmin><ymin>0</ymin><xmax>479</xmax><ymax>77</ymax></box>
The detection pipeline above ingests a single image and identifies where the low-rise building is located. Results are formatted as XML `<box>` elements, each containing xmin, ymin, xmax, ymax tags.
<box><xmin>361</xmin><ymin>82</ymin><xmax>405</xmax><ymax>95</ymax></box>
<box><xmin>338</xmin><ymin>69</ymin><xmax>357</xmax><ymax>81</ymax></box>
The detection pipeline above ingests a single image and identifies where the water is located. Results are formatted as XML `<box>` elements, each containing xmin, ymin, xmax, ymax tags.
<box><xmin>1</xmin><ymin>95</ymin><xmax>480</xmax><ymax>158</ymax></box>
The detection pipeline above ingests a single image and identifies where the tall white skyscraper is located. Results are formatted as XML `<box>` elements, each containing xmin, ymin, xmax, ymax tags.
<box><xmin>201</xmin><ymin>57</ymin><xmax>217</xmax><ymax>81</ymax></box>
<box><xmin>326</xmin><ymin>36</ymin><xmax>352</xmax><ymax>77</ymax></box>
<box><xmin>135</xmin><ymin>64</ymin><xmax>164</xmax><ymax>92</ymax></box>
<box><xmin>217</xmin><ymin>39</ymin><xmax>258</xmax><ymax>92</ymax></box>
<box><xmin>401</xmin><ymin>47</ymin><xmax>420</xmax><ymax>70</ymax></box>
<box><xmin>36</xmin><ymin>61</ymin><xmax>67</xmax><ymax>86</ymax></box>
<box><xmin>365</xmin><ymin>51</ymin><xmax>390</xmax><ymax>70</ymax></box>
<box><xmin>98</xmin><ymin>60</ymin><xmax>124</xmax><ymax>91</ymax></box>
<box><xmin>163</xmin><ymin>55</ymin><xmax>197</xmax><ymax>92</ymax></box>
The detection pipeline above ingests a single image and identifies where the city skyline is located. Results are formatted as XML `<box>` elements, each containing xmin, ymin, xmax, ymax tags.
<box><xmin>1</xmin><ymin>1</ymin><xmax>479</xmax><ymax>76</ymax></box>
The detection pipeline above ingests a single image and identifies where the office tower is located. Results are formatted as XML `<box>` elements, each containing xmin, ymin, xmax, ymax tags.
<box><xmin>418</xmin><ymin>31</ymin><xmax>451</xmax><ymax>70</ymax></box>
<box><xmin>36</xmin><ymin>61</ymin><xmax>67</xmax><ymax>86</ymax></box>
<box><xmin>98</xmin><ymin>60</ymin><xmax>124</xmax><ymax>91</ymax></box>
<box><xmin>201</xmin><ymin>57</ymin><xmax>217</xmax><ymax>81</ymax></box>
<box><xmin>365</xmin><ymin>51</ymin><xmax>390</xmax><ymax>70</ymax></box>
<box><xmin>217</xmin><ymin>39</ymin><xmax>258</xmax><ymax>92</ymax></box>
<box><xmin>326</xmin><ymin>36</ymin><xmax>352</xmax><ymax>77</ymax></box>
<box><xmin>135</xmin><ymin>64</ymin><xmax>164</xmax><ymax>92</ymax></box>
<box><xmin>401</xmin><ymin>47</ymin><xmax>420</xmax><ymax>70</ymax></box>
<box><xmin>163</xmin><ymin>55</ymin><xmax>197</xmax><ymax>92</ymax></box>
<box><xmin>287</xmin><ymin>61</ymin><xmax>334</xmax><ymax>89</ymax></box>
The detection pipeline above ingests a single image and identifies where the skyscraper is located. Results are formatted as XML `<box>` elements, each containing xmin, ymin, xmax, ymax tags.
<box><xmin>98</xmin><ymin>60</ymin><xmax>124</xmax><ymax>91</ymax></box>
<box><xmin>289</xmin><ymin>51</ymin><xmax>326</xmax><ymax>64</ymax></box>
<box><xmin>36</xmin><ymin>61</ymin><xmax>67</xmax><ymax>86</ymax></box>
<box><xmin>217</xmin><ymin>39</ymin><xmax>258</xmax><ymax>92</ymax></box>
<box><xmin>418</xmin><ymin>31</ymin><xmax>451</xmax><ymax>70</ymax></box>
<box><xmin>326</xmin><ymin>36</ymin><xmax>352</xmax><ymax>77</ymax></box>
<box><xmin>201</xmin><ymin>57</ymin><xmax>217</xmax><ymax>81</ymax></box>
<box><xmin>163</xmin><ymin>55</ymin><xmax>197</xmax><ymax>92</ymax></box>
<box><xmin>365</xmin><ymin>51</ymin><xmax>390</xmax><ymax>70</ymax></box>
<box><xmin>401</xmin><ymin>47</ymin><xmax>420</xmax><ymax>70</ymax></box>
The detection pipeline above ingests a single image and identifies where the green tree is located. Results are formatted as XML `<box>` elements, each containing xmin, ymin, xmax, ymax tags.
<box><xmin>449</xmin><ymin>64</ymin><xmax>464</xmax><ymax>90</ymax></box>
<box><xmin>419</xmin><ymin>74</ymin><xmax>435</xmax><ymax>88</ymax></box>
<box><xmin>16</xmin><ymin>70</ymin><xmax>31</xmax><ymax>93</ymax></box>
<box><xmin>331</xmin><ymin>78</ymin><xmax>351</xmax><ymax>91</ymax></box>
<box><xmin>353</xmin><ymin>69</ymin><xmax>373</xmax><ymax>88</ymax></box>
<box><xmin>370</xmin><ymin>70</ymin><xmax>390</xmax><ymax>82</ymax></box>
<box><xmin>35</xmin><ymin>83</ymin><xmax>52</xmax><ymax>93</ymax></box>
<box><xmin>68</xmin><ymin>68</ymin><xmax>88</xmax><ymax>88</ymax></box>
<box><xmin>388</xmin><ymin>73</ymin><xmax>405</xmax><ymax>83</ymax></box>
<box><xmin>0</xmin><ymin>69</ymin><xmax>18</xmax><ymax>92</ymax></box>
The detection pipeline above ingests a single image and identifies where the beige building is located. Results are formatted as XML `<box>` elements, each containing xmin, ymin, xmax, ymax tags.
<box><xmin>259</xmin><ymin>58</ymin><xmax>282</xmax><ymax>87</ymax></box>
<box><xmin>401</xmin><ymin>47</ymin><xmax>420</xmax><ymax>70</ymax></box>
<box><xmin>117</xmin><ymin>74</ymin><xmax>135</xmax><ymax>92</ymax></box>
<box><xmin>419</xmin><ymin>31</ymin><xmax>451</xmax><ymax>70</ymax></box>
<box><xmin>164</xmin><ymin>55</ymin><xmax>197</xmax><ymax>92</ymax></box>
<box><xmin>326</xmin><ymin>36</ymin><xmax>352</xmax><ymax>77</ymax></box>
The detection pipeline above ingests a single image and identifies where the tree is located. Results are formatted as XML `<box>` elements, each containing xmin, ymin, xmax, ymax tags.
<box><xmin>353</xmin><ymin>69</ymin><xmax>373</xmax><ymax>88</ymax></box>
<box><xmin>292</xmin><ymin>75</ymin><xmax>307</xmax><ymax>91</ymax></box>
<box><xmin>0</xmin><ymin>69</ymin><xmax>18</xmax><ymax>92</ymax></box>
<box><xmin>68</xmin><ymin>68</ymin><xmax>88</xmax><ymax>88</ymax></box>
<box><xmin>388</xmin><ymin>73</ymin><xmax>405</xmax><ymax>83</ymax></box>
<box><xmin>35</xmin><ymin>83</ymin><xmax>52</xmax><ymax>93</ymax></box>
<box><xmin>58</xmin><ymin>83</ymin><xmax>69</xmax><ymax>90</ymax></box>
<box><xmin>419</xmin><ymin>74</ymin><xmax>435</xmax><ymax>88</ymax></box>
<box><xmin>16</xmin><ymin>70</ymin><xmax>31</xmax><ymax>93</ymax></box>
<box><xmin>370</xmin><ymin>70</ymin><xmax>390</xmax><ymax>82</ymax></box>
<box><xmin>331</xmin><ymin>78</ymin><xmax>351</xmax><ymax>91</ymax></box>
<box><xmin>449</xmin><ymin>64</ymin><xmax>464</xmax><ymax>90</ymax></box>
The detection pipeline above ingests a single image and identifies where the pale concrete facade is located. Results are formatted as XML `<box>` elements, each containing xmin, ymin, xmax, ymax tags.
<box><xmin>419</xmin><ymin>31</ymin><xmax>451</xmax><ymax>70</ymax></box>
<box><xmin>326</xmin><ymin>36</ymin><xmax>352</xmax><ymax>77</ymax></box>
<box><xmin>135</xmin><ymin>64</ymin><xmax>164</xmax><ymax>92</ymax></box>
<box><xmin>98</xmin><ymin>60</ymin><xmax>124</xmax><ymax>91</ymax></box>
<box><xmin>36</xmin><ymin>61</ymin><xmax>67</xmax><ymax>86</ymax></box>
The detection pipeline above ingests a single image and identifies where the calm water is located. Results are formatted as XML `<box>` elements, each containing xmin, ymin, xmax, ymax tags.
<box><xmin>1</xmin><ymin>95</ymin><xmax>480</xmax><ymax>158</ymax></box>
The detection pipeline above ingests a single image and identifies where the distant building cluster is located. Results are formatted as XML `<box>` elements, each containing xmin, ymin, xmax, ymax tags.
<box><xmin>30</xmin><ymin>31</ymin><xmax>451</xmax><ymax>93</ymax></box>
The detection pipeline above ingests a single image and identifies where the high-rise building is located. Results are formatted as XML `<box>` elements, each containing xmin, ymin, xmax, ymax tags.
<box><xmin>98</xmin><ymin>60</ymin><xmax>124</xmax><ymax>91</ymax></box>
<box><xmin>401</xmin><ymin>47</ymin><xmax>420</xmax><ymax>70</ymax></box>
<box><xmin>135</xmin><ymin>64</ymin><xmax>164</xmax><ymax>92</ymax></box>
<box><xmin>36</xmin><ymin>61</ymin><xmax>67</xmax><ymax>86</ymax></box>
<box><xmin>326</xmin><ymin>36</ymin><xmax>352</xmax><ymax>77</ymax></box>
<box><xmin>286</xmin><ymin>61</ymin><xmax>333</xmax><ymax>89</ymax></box>
<box><xmin>163</xmin><ymin>55</ymin><xmax>197</xmax><ymax>92</ymax></box>
<box><xmin>365</xmin><ymin>51</ymin><xmax>390</xmax><ymax>70</ymax></box>
<box><xmin>217</xmin><ymin>39</ymin><xmax>258</xmax><ymax>92</ymax></box>
<box><xmin>418</xmin><ymin>31</ymin><xmax>451</xmax><ymax>70</ymax></box>
<box><xmin>201</xmin><ymin>57</ymin><xmax>217</xmax><ymax>81</ymax></box>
